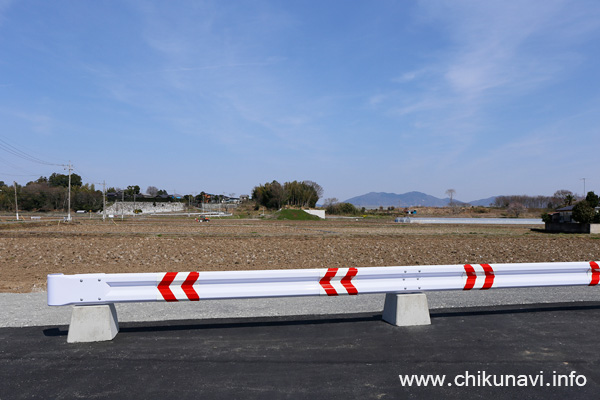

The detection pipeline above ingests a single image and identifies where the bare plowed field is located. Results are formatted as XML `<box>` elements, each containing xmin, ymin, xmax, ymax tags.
<box><xmin>1</xmin><ymin>217</ymin><xmax>600</xmax><ymax>292</ymax></box>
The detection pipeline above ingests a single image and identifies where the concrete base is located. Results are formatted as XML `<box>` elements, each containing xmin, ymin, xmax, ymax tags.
<box><xmin>382</xmin><ymin>293</ymin><xmax>431</xmax><ymax>326</ymax></box>
<box><xmin>67</xmin><ymin>304</ymin><xmax>119</xmax><ymax>343</ymax></box>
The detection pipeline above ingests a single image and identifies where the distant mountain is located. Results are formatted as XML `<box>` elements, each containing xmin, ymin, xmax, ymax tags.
<box><xmin>343</xmin><ymin>191</ymin><xmax>453</xmax><ymax>208</ymax></box>
<box><xmin>343</xmin><ymin>191</ymin><xmax>497</xmax><ymax>208</ymax></box>
<box><xmin>469</xmin><ymin>196</ymin><xmax>498</xmax><ymax>207</ymax></box>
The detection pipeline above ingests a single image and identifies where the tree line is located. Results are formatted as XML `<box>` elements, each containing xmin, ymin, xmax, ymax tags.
<box><xmin>493</xmin><ymin>190</ymin><xmax>580</xmax><ymax>210</ymax></box>
<box><xmin>252</xmin><ymin>180</ymin><xmax>323</xmax><ymax>209</ymax></box>
<box><xmin>0</xmin><ymin>174</ymin><xmax>103</xmax><ymax>212</ymax></box>
<box><xmin>1</xmin><ymin>171</ymin><xmax>252</xmax><ymax>215</ymax></box>
<box><xmin>0</xmin><ymin>175</ymin><xmax>195</xmax><ymax>213</ymax></box>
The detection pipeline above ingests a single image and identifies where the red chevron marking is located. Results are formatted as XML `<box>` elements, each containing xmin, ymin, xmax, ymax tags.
<box><xmin>480</xmin><ymin>264</ymin><xmax>495</xmax><ymax>290</ymax></box>
<box><xmin>590</xmin><ymin>261</ymin><xmax>600</xmax><ymax>286</ymax></box>
<box><xmin>463</xmin><ymin>264</ymin><xmax>477</xmax><ymax>290</ymax></box>
<box><xmin>158</xmin><ymin>272</ymin><xmax>178</xmax><ymax>302</ymax></box>
<box><xmin>341</xmin><ymin>268</ymin><xmax>358</xmax><ymax>295</ymax></box>
<box><xmin>182</xmin><ymin>272</ymin><xmax>200</xmax><ymax>301</ymax></box>
<box><xmin>320</xmin><ymin>268</ymin><xmax>338</xmax><ymax>296</ymax></box>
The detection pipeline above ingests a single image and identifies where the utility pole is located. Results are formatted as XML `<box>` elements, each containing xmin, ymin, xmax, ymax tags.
<box><xmin>13</xmin><ymin>181</ymin><xmax>19</xmax><ymax>220</ymax></box>
<box><xmin>65</xmin><ymin>162</ymin><xmax>73</xmax><ymax>222</ymax></box>
<box><xmin>102</xmin><ymin>181</ymin><xmax>106</xmax><ymax>222</ymax></box>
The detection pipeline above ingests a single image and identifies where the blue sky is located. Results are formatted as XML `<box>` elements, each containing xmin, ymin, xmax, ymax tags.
<box><xmin>1</xmin><ymin>0</ymin><xmax>599</xmax><ymax>202</ymax></box>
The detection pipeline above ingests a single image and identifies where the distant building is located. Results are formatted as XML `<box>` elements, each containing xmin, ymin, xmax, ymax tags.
<box><xmin>550</xmin><ymin>205</ymin><xmax>575</xmax><ymax>223</ymax></box>
<box><xmin>546</xmin><ymin>204</ymin><xmax>600</xmax><ymax>233</ymax></box>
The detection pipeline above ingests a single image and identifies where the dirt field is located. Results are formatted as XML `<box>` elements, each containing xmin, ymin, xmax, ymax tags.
<box><xmin>1</xmin><ymin>216</ymin><xmax>600</xmax><ymax>293</ymax></box>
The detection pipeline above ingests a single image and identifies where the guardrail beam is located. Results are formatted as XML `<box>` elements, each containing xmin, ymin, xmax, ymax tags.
<box><xmin>47</xmin><ymin>261</ymin><xmax>600</xmax><ymax>342</ymax></box>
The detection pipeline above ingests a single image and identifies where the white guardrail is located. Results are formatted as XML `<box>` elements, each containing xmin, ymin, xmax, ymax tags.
<box><xmin>48</xmin><ymin>261</ymin><xmax>600</xmax><ymax>307</ymax></box>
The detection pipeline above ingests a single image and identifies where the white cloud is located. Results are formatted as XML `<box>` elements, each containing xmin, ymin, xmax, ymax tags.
<box><xmin>94</xmin><ymin>1</ymin><xmax>314</xmax><ymax>152</ymax></box>
<box><xmin>393</xmin><ymin>68</ymin><xmax>428</xmax><ymax>83</ymax></box>
<box><xmin>425</xmin><ymin>1</ymin><xmax>599</xmax><ymax>99</ymax></box>
<box><xmin>0</xmin><ymin>108</ymin><xmax>55</xmax><ymax>136</ymax></box>
<box><xmin>369</xmin><ymin>1</ymin><xmax>600</xmax><ymax>153</ymax></box>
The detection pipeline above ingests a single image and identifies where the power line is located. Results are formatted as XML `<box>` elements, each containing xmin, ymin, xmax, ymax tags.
<box><xmin>0</xmin><ymin>157</ymin><xmax>39</xmax><ymax>175</ymax></box>
<box><xmin>0</xmin><ymin>137</ymin><xmax>63</xmax><ymax>166</ymax></box>
<box><xmin>0</xmin><ymin>172</ymin><xmax>39</xmax><ymax>177</ymax></box>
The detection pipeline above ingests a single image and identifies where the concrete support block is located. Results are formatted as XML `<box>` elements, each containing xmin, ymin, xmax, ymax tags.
<box><xmin>67</xmin><ymin>304</ymin><xmax>119</xmax><ymax>343</ymax></box>
<box><xmin>382</xmin><ymin>292</ymin><xmax>431</xmax><ymax>326</ymax></box>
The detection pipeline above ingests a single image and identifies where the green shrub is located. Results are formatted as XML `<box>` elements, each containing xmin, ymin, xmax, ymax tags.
<box><xmin>572</xmin><ymin>201</ymin><xmax>595</xmax><ymax>224</ymax></box>
<box><xmin>326</xmin><ymin>202</ymin><xmax>360</xmax><ymax>216</ymax></box>
<box><xmin>586</xmin><ymin>191</ymin><xmax>599</xmax><ymax>208</ymax></box>
<box><xmin>541</xmin><ymin>212</ymin><xmax>552</xmax><ymax>223</ymax></box>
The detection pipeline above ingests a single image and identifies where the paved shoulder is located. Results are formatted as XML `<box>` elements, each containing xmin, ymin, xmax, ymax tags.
<box><xmin>1</xmin><ymin>302</ymin><xmax>599</xmax><ymax>399</ymax></box>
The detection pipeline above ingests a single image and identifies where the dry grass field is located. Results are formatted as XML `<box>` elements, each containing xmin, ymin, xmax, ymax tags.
<box><xmin>1</xmin><ymin>216</ymin><xmax>600</xmax><ymax>293</ymax></box>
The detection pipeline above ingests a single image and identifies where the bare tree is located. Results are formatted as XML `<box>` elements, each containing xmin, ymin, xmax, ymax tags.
<box><xmin>146</xmin><ymin>186</ymin><xmax>159</xmax><ymax>197</ymax></box>
<box><xmin>445</xmin><ymin>189</ymin><xmax>456</xmax><ymax>205</ymax></box>
<box><xmin>304</xmin><ymin>181</ymin><xmax>324</xmax><ymax>201</ymax></box>
<box><xmin>553</xmin><ymin>190</ymin><xmax>574</xmax><ymax>206</ymax></box>
<box><xmin>323</xmin><ymin>198</ymin><xmax>338</xmax><ymax>207</ymax></box>
<box><xmin>507</xmin><ymin>202</ymin><xmax>526</xmax><ymax>218</ymax></box>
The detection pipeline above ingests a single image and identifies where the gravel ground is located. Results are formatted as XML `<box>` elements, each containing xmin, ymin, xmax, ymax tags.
<box><xmin>2</xmin><ymin>286</ymin><xmax>599</xmax><ymax>328</ymax></box>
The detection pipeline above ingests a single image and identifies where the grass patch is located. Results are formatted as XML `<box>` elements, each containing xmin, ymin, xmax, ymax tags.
<box><xmin>275</xmin><ymin>209</ymin><xmax>321</xmax><ymax>221</ymax></box>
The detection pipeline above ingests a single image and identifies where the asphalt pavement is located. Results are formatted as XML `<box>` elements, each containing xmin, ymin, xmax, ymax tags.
<box><xmin>1</xmin><ymin>291</ymin><xmax>600</xmax><ymax>399</ymax></box>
